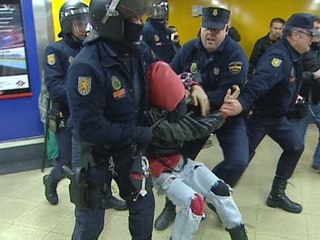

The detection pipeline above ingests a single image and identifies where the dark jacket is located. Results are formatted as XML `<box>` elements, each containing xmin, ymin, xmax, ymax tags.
<box><xmin>44</xmin><ymin>35</ymin><xmax>82</xmax><ymax>115</ymax></box>
<box><xmin>239</xmin><ymin>38</ymin><xmax>303</xmax><ymax>116</ymax></box>
<box><xmin>170</xmin><ymin>36</ymin><xmax>248</xmax><ymax>111</ymax></box>
<box><xmin>300</xmin><ymin>44</ymin><xmax>320</xmax><ymax>104</ymax></box>
<box><xmin>67</xmin><ymin>39</ymin><xmax>156</xmax><ymax>149</ymax></box>
<box><xmin>142</xmin><ymin>18</ymin><xmax>176</xmax><ymax>63</ymax></box>
<box><xmin>249</xmin><ymin>34</ymin><xmax>280</xmax><ymax>76</ymax></box>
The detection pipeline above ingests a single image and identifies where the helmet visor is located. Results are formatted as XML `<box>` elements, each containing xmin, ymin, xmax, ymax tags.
<box><xmin>71</xmin><ymin>14</ymin><xmax>90</xmax><ymax>40</ymax></box>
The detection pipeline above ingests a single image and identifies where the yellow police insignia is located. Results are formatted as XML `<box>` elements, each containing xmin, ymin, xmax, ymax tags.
<box><xmin>271</xmin><ymin>58</ymin><xmax>282</xmax><ymax>67</ymax></box>
<box><xmin>78</xmin><ymin>77</ymin><xmax>91</xmax><ymax>96</ymax></box>
<box><xmin>212</xmin><ymin>9</ymin><xmax>218</xmax><ymax>16</ymax></box>
<box><xmin>111</xmin><ymin>76</ymin><xmax>122</xmax><ymax>90</ymax></box>
<box><xmin>47</xmin><ymin>53</ymin><xmax>56</xmax><ymax>65</ymax></box>
<box><xmin>154</xmin><ymin>34</ymin><xmax>160</xmax><ymax>42</ymax></box>
<box><xmin>190</xmin><ymin>63</ymin><xmax>198</xmax><ymax>74</ymax></box>
<box><xmin>69</xmin><ymin>56</ymin><xmax>74</xmax><ymax>64</ymax></box>
<box><xmin>228</xmin><ymin>62</ymin><xmax>243</xmax><ymax>74</ymax></box>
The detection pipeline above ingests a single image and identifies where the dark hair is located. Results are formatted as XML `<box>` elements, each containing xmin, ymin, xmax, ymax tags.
<box><xmin>270</xmin><ymin>17</ymin><xmax>286</xmax><ymax>27</ymax></box>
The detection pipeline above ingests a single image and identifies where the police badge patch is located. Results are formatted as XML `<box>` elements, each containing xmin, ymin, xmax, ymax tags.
<box><xmin>47</xmin><ymin>53</ymin><xmax>56</xmax><ymax>65</ymax></box>
<box><xmin>228</xmin><ymin>62</ymin><xmax>243</xmax><ymax>74</ymax></box>
<box><xmin>271</xmin><ymin>58</ymin><xmax>282</xmax><ymax>67</ymax></box>
<box><xmin>190</xmin><ymin>63</ymin><xmax>198</xmax><ymax>74</ymax></box>
<box><xmin>111</xmin><ymin>76</ymin><xmax>122</xmax><ymax>90</ymax></box>
<box><xmin>78</xmin><ymin>77</ymin><xmax>91</xmax><ymax>95</ymax></box>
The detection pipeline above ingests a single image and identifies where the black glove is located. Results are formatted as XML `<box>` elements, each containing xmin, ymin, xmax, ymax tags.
<box><xmin>196</xmin><ymin>111</ymin><xmax>225</xmax><ymax>133</ymax></box>
<box><xmin>152</xmin><ymin>114</ymin><xmax>211</xmax><ymax>142</ymax></box>
<box><xmin>131</xmin><ymin>126</ymin><xmax>153</xmax><ymax>146</ymax></box>
<box><xmin>288</xmin><ymin>99</ymin><xmax>308</xmax><ymax>119</ymax></box>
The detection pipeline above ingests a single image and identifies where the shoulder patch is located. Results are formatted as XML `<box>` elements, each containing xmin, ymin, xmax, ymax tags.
<box><xmin>271</xmin><ymin>58</ymin><xmax>282</xmax><ymax>67</ymax></box>
<box><xmin>228</xmin><ymin>61</ymin><xmax>243</xmax><ymax>74</ymax></box>
<box><xmin>47</xmin><ymin>53</ymin><xmax>56</xmax><ymax>65</ymax></box>
<box><xmin>190</xmin><ymin>62</ymin><xmax>198</xmax><ymax>74</ymax></box>
<box><xmin>78</xmin><ymin>77</ymin><xmax>91</xmax><ymax>96</ymax></box>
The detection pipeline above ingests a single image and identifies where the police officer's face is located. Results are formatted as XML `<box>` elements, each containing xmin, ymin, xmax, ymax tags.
<box><xmin>200</xmin><ymin>25</ymin><xmax>227</xmax><ymax>52</ymax></box>
<box><xmin>269</xmin><ymin>22</ymin><xmax>284</xmax><ymax>40</ymax></box>
<box><xmin>293</xmin><ymin>29</ymin><xmax>313</xmax><ymax>54</ymax></box>
<box><xmin>71</xmin><ymin>15</ymin><xmax>89</xmax><ymax>40</ymax></box>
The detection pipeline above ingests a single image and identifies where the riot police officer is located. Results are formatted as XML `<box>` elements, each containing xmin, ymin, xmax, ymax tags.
<box><xmin>142</xmin><ymin>0</ymin><xmax>177</xmax><ymax>63</ymax></box>
<box><xmin>221</xmin><ymin>13</ymin><xmax>317</xmax><ymax>214</ymax></box>
<box><xmin>66</xmin><ymin>0</ymin><xmax>156</xmax><ymax>239</ymax></box>
<box><xmin>43</xmin><ymin>1</ymin><xmax>90</xmax><ymax>205</ymax></box>
<box><xmin>43</xmin><ymin>1</ymin><xmax>126</xmax><ymax>210</ymax></box>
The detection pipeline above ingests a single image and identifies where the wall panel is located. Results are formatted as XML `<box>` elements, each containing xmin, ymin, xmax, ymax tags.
<box><xmin>170</xmin><ymin>0</ymin><xmax>320</xmax><ymax>56</ymax></box>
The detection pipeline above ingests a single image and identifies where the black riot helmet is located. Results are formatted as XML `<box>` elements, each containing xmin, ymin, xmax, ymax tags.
<box><xmin>149</xmin><ymin>0</ymin><xmax>169</xmax><ymax>21</ymax></box>
<box><xmin>89</xmin><ymin>0</ymin><xmax>152</xmax><ymax>42</ymax></box>
<box><xmin>58</xmin><ymin>1</ymin><xmax>89</xmax><ymax>40</ymax></box>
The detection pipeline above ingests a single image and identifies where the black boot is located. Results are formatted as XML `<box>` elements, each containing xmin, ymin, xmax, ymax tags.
<box><xmin>104</xmin><ymin>195</ymin><xmax>128</xmax><ymax>211</ymax></box>
<box><xmin>266</xmin><ymin>178</ymin><xmax>302</xmax><ymax>213</ymax></box>
<box><xmin>154</xmin><ymin>197</ymin><xmax>176</xmax><ymax>231</ymax></box>
<box><xmin>227</xmin><ymin>224</ymin><xmax>248</xmax><ymax>240</ymax></box>
<box><xmin>43</xmin><ymin>174</ymin><xmax>58</xmax><ymax>205</ymax></box>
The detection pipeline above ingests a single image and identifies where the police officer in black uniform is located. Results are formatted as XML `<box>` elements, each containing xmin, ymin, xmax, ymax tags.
<box><xmin>43</xmin><ymin>1</ymin><xmax>126</xmax><ymax>211</ymax></box>
<box><xmin>221</xmin><ymin>13</ymin><xmax>317</xmax><ymax>214</ymax></box>
<box><xmin>154</xmin><ymin>7</ymin><xmax>249</xmax><ymax>231</ymax></box>
<box><xmin>66</xmin><ymin>0</ymin><xmax>156</xmax><ymax>239</ymax></box>
<box><xmin>42</xmin><ymin>1</ymin><xmax>89</xmax><ymax>205</ymax></box>
<box><xmin>142</xmin><ymin>0</ymin><xmax>177</xmax><ymax>63</ymax></box>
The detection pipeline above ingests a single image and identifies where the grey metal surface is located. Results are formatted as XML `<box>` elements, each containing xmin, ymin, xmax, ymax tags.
<box><xmin>32</xmin><ymin>0</ymin><xmax>54</xmax><ymax>71</ymax></box>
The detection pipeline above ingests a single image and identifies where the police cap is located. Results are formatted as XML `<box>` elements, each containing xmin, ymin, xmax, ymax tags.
<box><xmin>286</xmin><ymin>13</ymin><xmax>316</xmax><ymax>35</ymax></box>
<box><xmin>201</xmin><ymin>7</ymin><xmax>230</xmax><ymax>30</ymax></box>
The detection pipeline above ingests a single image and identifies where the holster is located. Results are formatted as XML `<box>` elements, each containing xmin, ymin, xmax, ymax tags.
<box><xmin>63</xmin><ymin>166</ymin><xmax>101</xmax><ymax>210</ymax></box>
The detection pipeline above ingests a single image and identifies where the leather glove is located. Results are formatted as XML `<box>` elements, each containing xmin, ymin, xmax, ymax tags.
<box><xmin>196</xmin><ymin>111</ymin><xmax>225</xmax><ymax>133</ymax></box>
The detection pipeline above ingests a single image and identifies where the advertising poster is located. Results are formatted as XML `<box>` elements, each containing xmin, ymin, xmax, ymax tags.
<box><xmin>0</xmin><ymin>0</ymin><xmax>31</xmax><ymax>99</ymax></box>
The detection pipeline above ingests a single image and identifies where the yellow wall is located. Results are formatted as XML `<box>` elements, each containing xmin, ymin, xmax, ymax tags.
<box><xmin>52</xmin><ymin>0</ymin><xmax>320</xmax><ymax>56</ymax></box>
<box><xmin>169</xmin><ymin>0</ymin><xmax>320</xmax><ymax>56</ymax></box>
<box><xmin>52</xmin><ymin>0</ymin><xmax>91</xmax><ymax>41</ymax></box>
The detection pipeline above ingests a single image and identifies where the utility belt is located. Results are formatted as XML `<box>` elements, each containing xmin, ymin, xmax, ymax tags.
<box><xmin>249</xmin><ymin>107</ymin><xmax>286</xmax><ymax>119</ymax></box>
<box><xmin>62</xmin><ymin>166</ymin><xmax>101</xmax><ymax>210</ymax></box>
<box><xmin>63</xmin><ymin>144</ymin><xmax>153</xmax><ymax>208</ymax></box>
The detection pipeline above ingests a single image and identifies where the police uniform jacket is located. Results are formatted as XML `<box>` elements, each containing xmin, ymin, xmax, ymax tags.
<box><xmin>170</xmin><ymin>36</ymin><xmax>248</xmax><ymax>111</ymax></box>
<box><xmin>249</xmin><ymin>34</ymin><xmax>279</xmax><ymax>76</ymax></box>
<box><xmin>44</xmin><ymin>35</ymin><xmax>82</xmax><ymax>115</ymax></box>
<box><xmin>142</xmin><ymin>18</ymin><xmax>176</xmax><ymax>63</ymax></box>
<box><xmin>300</xmin><ymin>43</ymin><xmax>320</xmax><ymax>104</ymax></box>
<box><xmin>67</xmin><ymin>39</ymin><xmax>156</xmax><ymax>150</ymax></box>
<box><xmin>239</xmin><ymin>37</ymin><xmax>303</xmax><ymax>116</ymax></box>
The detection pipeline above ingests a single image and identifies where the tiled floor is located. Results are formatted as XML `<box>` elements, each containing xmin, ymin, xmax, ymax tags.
<box><xmin>1</xmin><ymin>125</ymin><xmax>320</xmax><ymax>240</ymax></box>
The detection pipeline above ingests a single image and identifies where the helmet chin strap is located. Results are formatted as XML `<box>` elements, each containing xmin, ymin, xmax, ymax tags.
<box><xmin>102</xmin><ymin>0</ymin><xmax>121</xmax><ymax>24</ymax></box>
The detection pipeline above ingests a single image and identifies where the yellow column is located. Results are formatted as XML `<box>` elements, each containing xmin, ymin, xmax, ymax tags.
<box><xmin>51</xmin><ymin>0</ymin><xmax>91</xmax><ymax>41</ymax></box>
